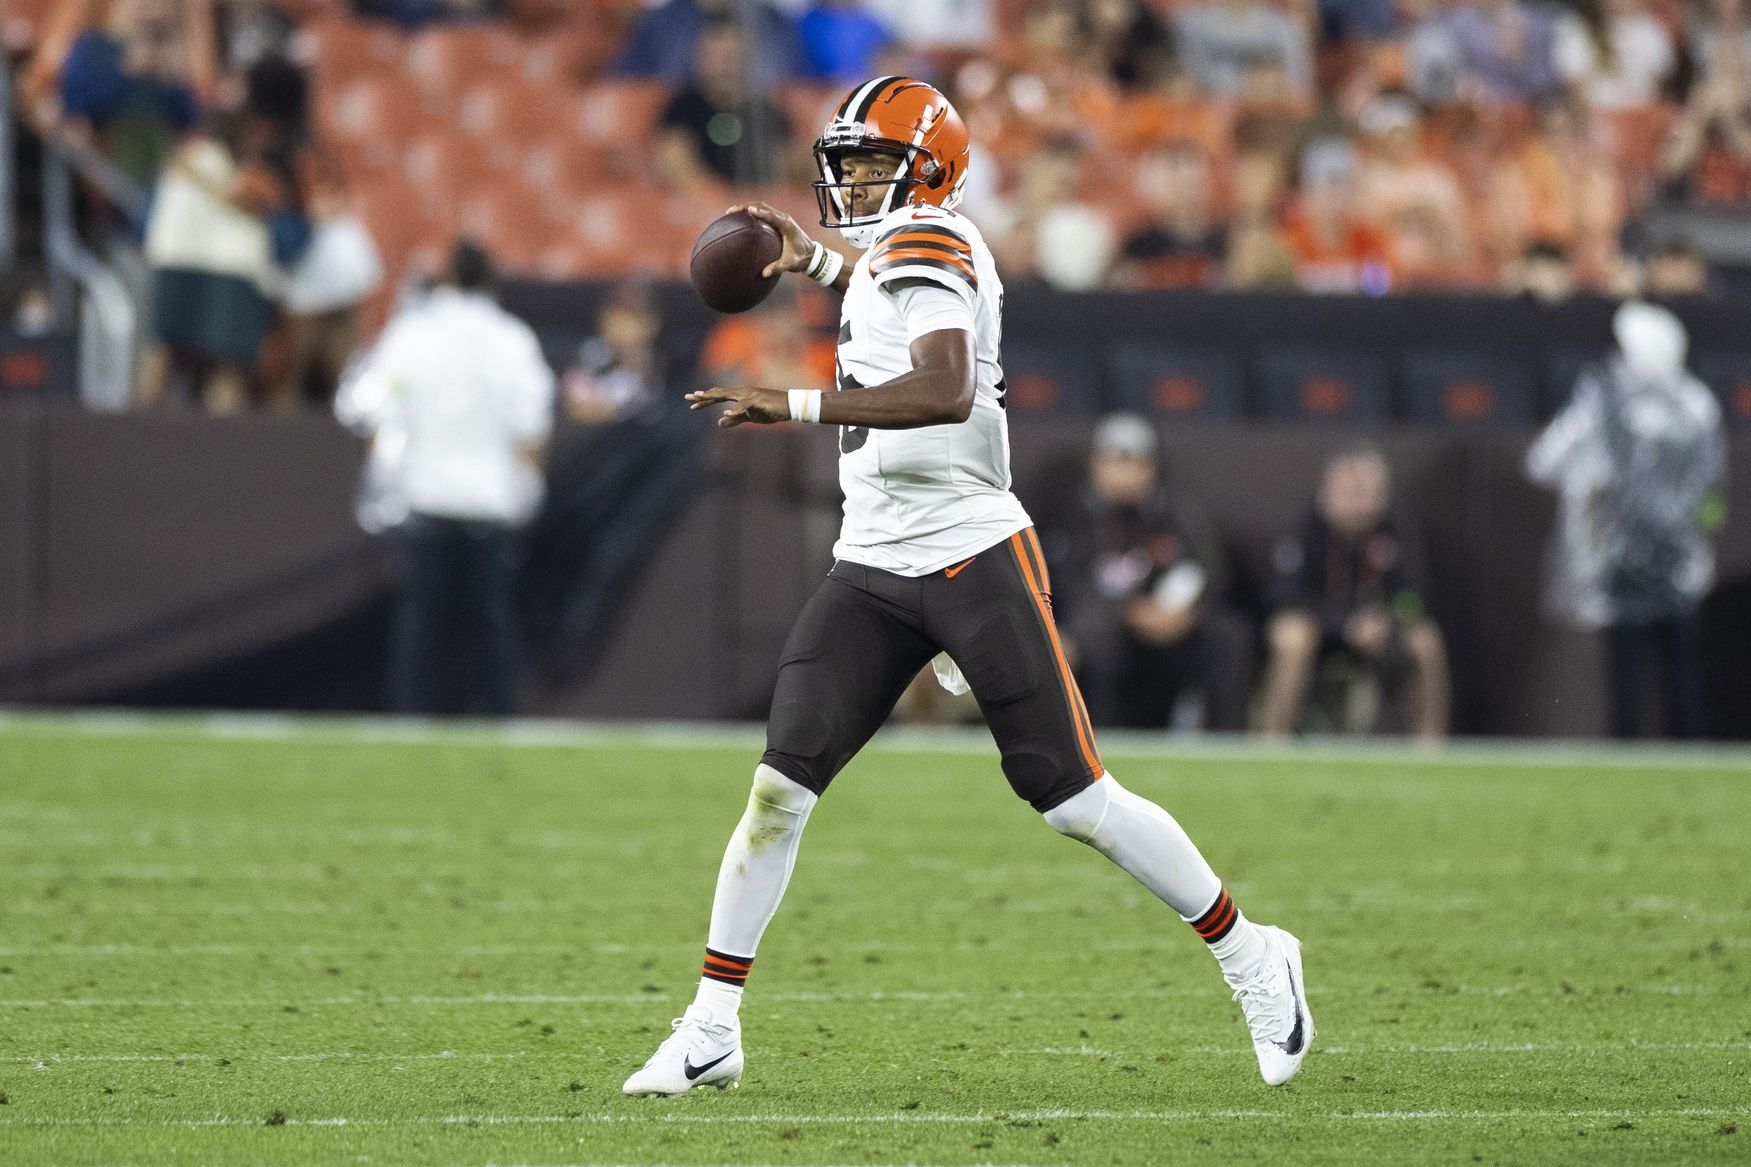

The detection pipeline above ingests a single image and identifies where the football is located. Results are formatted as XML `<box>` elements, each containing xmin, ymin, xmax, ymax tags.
<box><xmin>689</xmin><ymin>210</ymin><xmax>783</xmax><ymax>313</ymax></box>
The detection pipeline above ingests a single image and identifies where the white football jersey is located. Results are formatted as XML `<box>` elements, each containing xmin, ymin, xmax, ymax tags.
<box><xmin>831</xmin><ymin>203</ymin><xmax>1031</xmax><ymax>576</ymax></box>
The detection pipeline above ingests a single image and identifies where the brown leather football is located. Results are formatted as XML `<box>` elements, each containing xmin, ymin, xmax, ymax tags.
<box><xmin>689</xmin><ymin>210</ymin><xmax>784</xmax><ymax>314</ymax></box>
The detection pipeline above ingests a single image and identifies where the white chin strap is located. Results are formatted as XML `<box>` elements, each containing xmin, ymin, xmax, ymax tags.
<box><xmin>840</xmin><ymin>222</ymin><xmax>879</xmax><ymax>250</ymax></box>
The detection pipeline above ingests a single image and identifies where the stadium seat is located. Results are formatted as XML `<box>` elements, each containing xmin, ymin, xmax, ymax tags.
<box><xmin>1257</xmin><ymin>347</ymin><xmax>1392</xmax><ymax>422</ymax></box>
<box><xmin>1000</xmin><ymin>343</ymin><xmax>1104</xmax><ymax>414</ymax></box>
<box><xmin>570</xmin><ymin>81</ymin><xmax>672</xmax><ymax>154</ymax></box>
<box><xmin>294</xmin><ymin>18</ymin><xmax>405</xmax><ymax>90</ymax></box>
<box><xmin>1692</xmin><ymin>349</ymin><xmax>1751</xmax><ymax>427</ymax></box>
<box><xmin>1402</xmin><ymin>348</ymin><xmax>1536</xmax><ymax>425</ymax></box>
<box><xmin>404</xmin><ymin>25</ymin><xmax>522</xmax><ymax>97</ymax></box>
<box><xmin>1107</xmin><ymin>344</ymin><xmax>1246</xmax><ymax>420</ymax></box>
<box><xmin>317</xmin><ymin>75</ymin><xmax>448</xmax><ymax>163</ymax></box>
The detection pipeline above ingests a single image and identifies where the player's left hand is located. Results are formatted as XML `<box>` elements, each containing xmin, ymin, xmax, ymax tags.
<box><xmin>686</xmin><ymin>386</ymin><xmax>792</xmax><ymax>427</ymax></box>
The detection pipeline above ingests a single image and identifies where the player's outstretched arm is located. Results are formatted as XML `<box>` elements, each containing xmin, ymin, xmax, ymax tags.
<box><xmin>686</xmin><ymin>328</ymin><xmax>974</xmax><ymax>430</ymax></box>
<box><xmin>736</xmin><ymin>204</ymin><xmax>852</xmax><ymax>295</ymax></box>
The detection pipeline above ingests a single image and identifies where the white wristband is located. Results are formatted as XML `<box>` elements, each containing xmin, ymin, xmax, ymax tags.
<box><xmin>787</xmin><ymin>388</ymin><xmax>823</xmax><ymax>424</ymax></box>
<box><xmin>806</xmin><ymin>242</ymin><xmax>844</xmax><ymax>287</ymax></box>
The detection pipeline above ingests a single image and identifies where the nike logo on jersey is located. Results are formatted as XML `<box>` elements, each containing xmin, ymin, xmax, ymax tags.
<box><xmin>944</xmin><ymin>557</ymin><xmax>977</xmax><ymax>578</ymax></box>
<box><xmin>1274</xmin><ymin>964</ymin><xmax>1307</xmax><ymax>1056</ymax></box>
<box><xmin>683</xmin><ymin>1050</ymin><xmax>735</xmax><ymax>1080</ymax></box>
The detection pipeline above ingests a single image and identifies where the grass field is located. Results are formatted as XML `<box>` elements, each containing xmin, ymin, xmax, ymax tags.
<box><xmin>0</xmin><ymin>714</ymin><xmax>1747</xmax><ymax>1166</ymax></box>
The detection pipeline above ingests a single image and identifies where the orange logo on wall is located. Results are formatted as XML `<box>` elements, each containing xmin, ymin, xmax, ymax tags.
<box><xmin>1</xmin><ymin>353</ymin><xmax>49</xmax><ymax>388</ymax></box>
<box><xmin>1735</xmin><ymin>381</ymin><xmax>1751</xmax><ymax>418</ymax></box>
<box><xmin>1443</xmin><ymin>381</ymin><xmax>1495</xmax><ymax>420</ymax></box>
<box><xmin>1153</xmin><ymin>377</ymin><xmax>1205</xmax><ymax>412</ymax></box>
<box><xmin>1008</xmin><ymin>374</ymin><xmax>1060</xmax><ymax>410</ymax></box>
<box><xmin>1302</xmin><ymin>377</ymin><xmax>1351</xmax><ymax>414</ymax></box>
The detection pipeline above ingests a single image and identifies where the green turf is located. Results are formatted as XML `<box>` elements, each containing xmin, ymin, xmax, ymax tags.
<box><xmin>0</xmin><ymin>715</ymin><xmax>1747</xmax><ymax>1165</ymax></box>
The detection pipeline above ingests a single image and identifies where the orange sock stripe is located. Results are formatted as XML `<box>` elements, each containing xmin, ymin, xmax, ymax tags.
<box><xmin>702</xmin><ymin>963</ymin><xmax>750</xmax><ymax>982</ymax></box>
<box><xmin>1022</xmin><ymin>527</ymin><xmax>1103</xmax><ymax>770</ymax></box>
<box><xmin>1009</xmin><ymin>533</ymin><xmax>1103</xmax><ymax>781</ymax></box>
<box><xmin>1192</xmin><ymin>889</ymin><xmax>1237</xmax><ymax>939</ymax></box>
<box><xmin>703</xmin><ymin>952</ymin><xmax>752</xmax><ymax>970</ymax></box>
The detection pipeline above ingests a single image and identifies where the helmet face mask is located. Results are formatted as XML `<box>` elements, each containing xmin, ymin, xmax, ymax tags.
<box><xmin>812</xmin><ymin>142</ymin><xmax>918</xmax><ymax>233</ymax></box>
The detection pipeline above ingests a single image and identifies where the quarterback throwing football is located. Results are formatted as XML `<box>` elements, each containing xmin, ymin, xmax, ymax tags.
<box><xmin>624</xmin><ymin>77</ymin><xmax>1312</xmax><ymax>1096</ymax></box>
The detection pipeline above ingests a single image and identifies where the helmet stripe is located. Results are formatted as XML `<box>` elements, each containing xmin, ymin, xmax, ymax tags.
<box><xmin>850</xmin><ymin>75</ymin><xmax>906</xmax><ymax>124</ymax></box>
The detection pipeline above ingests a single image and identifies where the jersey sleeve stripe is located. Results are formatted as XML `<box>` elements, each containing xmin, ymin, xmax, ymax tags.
<box><xmin>873</xmin><ymin>224</ymin><xmax>972</xmax><ymax>255</ymax></box>
<box><xmin>869</xmin><ymin>255</ymin><xmax>979</xmax><ymax>292</ymax></box>
<box><xmin>873</xmin><ymin>243</ymin><xmax>978</xmax><ymax>275</ymax></box>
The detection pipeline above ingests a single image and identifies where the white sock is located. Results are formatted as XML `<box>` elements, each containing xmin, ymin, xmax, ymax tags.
<box><xmin>689</xmin><ymin>764</ymin><xmax>817</xmax><ymax>1018</ymax></box>
<box><xmin>1044</xmin><ymin>773</ymin><xmax>1268</xmax><ymax>980</ymax></box>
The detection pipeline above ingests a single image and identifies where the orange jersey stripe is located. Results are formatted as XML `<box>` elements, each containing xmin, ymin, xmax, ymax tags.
<box><xmin>872</xmin><ymin>246</ymin><xmax>977</xmax><ymax>278</ymax></box>
<box><xmin>877</xmin><ymin>229</ymin><xmax>973</xmax><ymax>255</ymax></box>
<box><xmin>1009</xmin><ymin>533</ymin><xmax>1103</xmax><ymax>780</ymax></box>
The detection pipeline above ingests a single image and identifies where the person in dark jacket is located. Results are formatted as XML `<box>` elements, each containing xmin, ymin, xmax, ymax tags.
<box><xmin>1039</xmin><ymin>414</ymin><xmax>1254</xmax><ymax>731</ymax></box>
<box><xmin>1260</xmin><ymin>444</ymin><xmax>1449</xmax><ymax>740</ymax></box>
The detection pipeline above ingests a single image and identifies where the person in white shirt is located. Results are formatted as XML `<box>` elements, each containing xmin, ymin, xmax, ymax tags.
<box><xmin>623</xmin><ymin>76</ymin><xmax>1312</xmax><ymax>1101</ymax></box>
<box><xmin>340</xmin><ymin>241</ymin><xmax>555</xmax><ymax>716</ymax></box>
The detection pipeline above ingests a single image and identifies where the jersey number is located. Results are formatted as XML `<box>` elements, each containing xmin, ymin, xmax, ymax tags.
<box><xmin>837</xmin><ymin>320</ymin><xmax>869</xmax><ymax>453</ymax></box>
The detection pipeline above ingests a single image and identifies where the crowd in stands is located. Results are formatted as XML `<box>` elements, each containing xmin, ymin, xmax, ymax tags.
<box><xmin>7</xmin><ymin>0</ymin><xmax>1751</xmax><ymax>409</ymax></box>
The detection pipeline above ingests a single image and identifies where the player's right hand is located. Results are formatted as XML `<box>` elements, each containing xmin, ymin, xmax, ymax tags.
<box><xmin>731</xmin><ymin>203</ymin><xmax>816</xmax><ymax>279</ymax></box>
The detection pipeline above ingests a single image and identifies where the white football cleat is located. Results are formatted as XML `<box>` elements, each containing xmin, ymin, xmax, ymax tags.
<box><xmin>1229</xmin><ymin>925</ymin><xmax>1314</xmax><ymax>1086</ymax></box>
<box><xmin>622</xmin><ymin>1003</ymin><xmax>744</xmax><ymax>1096</ymax></box>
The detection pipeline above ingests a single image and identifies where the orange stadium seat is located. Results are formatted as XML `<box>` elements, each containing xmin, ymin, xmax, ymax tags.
<box><xmin>404</xmin><ymin>24</ymin><xmax>523</xmax><ymax>96</ymax></box>
<box><xmin>779</xmin><ymin>84</ymin><xmax>842</xmax><ymax>140</ymax></box>
<box><xmin>455</xmin><ymin>78</ymin><xmax>557</xmax><ymax>149</ymax></box>
<box><xmin>2</xmin><ymin>0</ymin><xmax>61</xmax><ymax>46</ymax></box>
<box><xmin>318</xmin><ymin>76</ymin><xmax>449</xmax><ymax>177</ymax></box>
<box><xmin>294</xmin><ymin>17</ymin><xmax>406</xmax><ymax>89</ymax></box>
<box><xmin>1596</xmin><ymin>104</ymin><xmax>1679</xmax><ymax>208</ymax></box>
<box><xmin>569</xmin><ymin>81</ymin><xmax>671</xmax><ymax>153</ymax></box>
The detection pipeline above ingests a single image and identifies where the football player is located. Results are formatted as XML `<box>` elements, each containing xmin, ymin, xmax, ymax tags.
<box><xmin>624</xmin><ymin>77</ymin><xmax>1312</xmax><ymax>1096</ymax></box>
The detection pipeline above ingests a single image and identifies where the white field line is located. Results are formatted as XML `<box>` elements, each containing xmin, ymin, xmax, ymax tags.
<box><xmin>0</xmin><ymin>983</ymin><xmax>1727</xmax><ymax>1009</ymax></box>
<box><xmin>0</xmin><ymin>1107</ymin><xmax>1741</xmax><ymax>1131</ymax></box>
<box><xmin>5</xmin><ymin>709</ymin><xmax>1751</xmax><ymax>772</ymax></box>
<box><xmin>6</xmin><ymin>1040</ymin><xmax>1749</xmax><ymax>1066</ymax></box>
<box><xmin>2</xmin><ymin>933</ymin><xmax>1747</xmax><ymax>959</ymax></box>
<box><xmin>7</xmin><ymin>890</ymin><xmax>1747</xmax><ymax>920</ymax></box>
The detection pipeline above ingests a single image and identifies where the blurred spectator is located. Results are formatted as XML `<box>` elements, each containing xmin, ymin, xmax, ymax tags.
<box><xmin>1111</xmin><ymin>140</ymin><xmax>1226</xmax><ymax>289</ymax></box>
<box><xmin>1554</xmin><ymin>0</ymin><xmax>1677</xmax><ymax>109</ymax></box>
<box><xmin>798</xmin><ymin>0</ymin><xmax>894</xmax><ymax>82</ymax></box>
<box><xmin>1280</xmin><ymin>140</ymin><xmax>1395</xmax><ymax>293</ymax></box>
<box><xmin>1505</xmin><ymin>238</ymin><xmax>1577</xmax><ymax>301</ymax></box>
<box><xmin>699</xmin><ymin>281</ymin><xmax>835</xmax><ymax>389</ymax></box>
<box><xmin>654</xmin><ymin>17</ymin><xmax>792</xmax><ymax>188</ymax></box>
<box><xmin>616</xmin><ymin>0</ymin><xmax>806</xmax><ymax>85</ymax></box>
<box><xmin>1642</xmin><ymin>236</ymin><xmax>1710</xmax><ymax>295</ymax></box>
<box><xmin>137</xmin><ymin>111</ymin><xmax>282</xmax><ymax>413</ymax></box>
<box><xmin>273</xmin><ymin>171</ymin><xmax>382</xmax><ymax>410</ymax></box>
<box><xmin>1320</xmin><ymin>0</ymin><xmax>1400</xmax><ymax>42</ymax></box>
<box><xmin>1354</xmin><ymin>94</ymin><xmax>1473</xmax><ymax>288</ymax></box>
<box><xmin>1173</xmin><ymin>0</ymin><xmax>1312</xmax><ymax>98</ymax></box>
<box><xmin>221</xmin><ymin>0</ymin><xmax>297</xmax><ymax>70</ymax></box>
<box><xmin>1526</xmin><ymin>301</ymin><xmax>1726</xmax><ymax>738</ymax></box>
<box><xmin>1040</xmin><ymin>414</ymin><xmax>1255</xmax><ymax>732</ymax></box>
<box><xmin>1261</xmin><ymin>445</ymin><xmax>1450</xmax><ymax>740</ymax></box>
<box><xmin>1659</xmin><ymin>69</ymin><xmax>1751</xmax><ymax>209</ymax></box>
<box><xmin>9</xmin><ymin>279</ymin><xmax>56</xmax><ymax>337</ymax></box>
<box><xmin>353</xmin><ymin>0</ymin><xmax>499</xmax><ymax>28</ymax></box>
<box><xmin>986</xmin><ymin>137</ymin><xmax>1117</xmax><ymax>289</ymax></box>
<box><xmin>1228</xmin><ymin>212</ymin><xmax>1300</xmax><ymax>287</ymax></box>
<box><xmin>53</xmin><ymin>0</ymin><xmax>200</xmax><ymax>188</ymax></box>
<box><xmin>1086</xmin><ymin>0</ymin><xmax>1177</xmax><ymax>91</ymax></box>
<box><xmin>563</xmin><ymin>280</ymin><xmax>668</xmax><ymax>424</ymax></box>
<box><xmin>864</xmin><ymin>0</ymin><xmax>993</xmax><ymax>49</ymax></box>
<box><xmin>1492</xmin><ymin>98</ymin><xmax>1625</xmax><ymax>284</ymax></box>
<box><xmin>1408</xmin><ymin>0</ymin><xmax>1568</xmax><ymax>104</ymax></box>
<box><xmin>340</xmin><ymin>240</ymin><xmax>556</xmax><ymax>717</ymax></box>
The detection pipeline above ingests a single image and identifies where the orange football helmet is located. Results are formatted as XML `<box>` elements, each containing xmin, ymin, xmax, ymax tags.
<box><xmin>813</xmin><ymin>77</ymin><xmax>971</xmax><ymax>239</ymax></box>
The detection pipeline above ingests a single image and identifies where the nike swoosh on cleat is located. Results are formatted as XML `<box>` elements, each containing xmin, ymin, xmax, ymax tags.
<box><xmin>683</xmin><ymin>1050</ymin><xmax>734</xmax><ymax>1081</ymax></box>
<box><xmin>1273</xmin><ymin>963</ymin><xmax>1307</xmax><ymax>1056</ymax></box>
